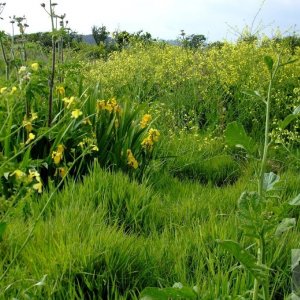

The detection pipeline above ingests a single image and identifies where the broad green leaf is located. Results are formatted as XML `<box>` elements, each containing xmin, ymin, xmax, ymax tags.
<box><xmin>289</xmin><ymin>194</ymin><xmax>300</xmax><ymax>206</ymax></box>
<box><xmin>264</xmin><ymin>56</ymin><xmax>274</xmax><ymax>74</ymax></box>
<box><xmin>275</xmin><ymin>218</ymin><xmax>296</xmax><ymax>236</ymax></box>
<box><xmin>238</xmin><ymin>191</ymin><xmax>261</xmax><ymax>212</ymax></box>
<box><xmin>279</xmin><ymin>114</ymin><xmax>299</xmax><ymax>129</ymax></box>
<box><xmin>263</xmin><ymin>172</ymin><xmax>280</xmax><ymax>192</ymax></box>
<box><xmin>279</xmin><ymin>106</ymin><xmax>300</xmax><ymax>129</ymax></box>
<box><xmin>225</xmin><ymin>121</ymin><xmax>257</xmax><ymax>154</ymax></box>
<box><xmin>140</xmin><ymin>285</ymin><xmax>197</xmax><ymax>300</ymax></box>
<box><xmin>293</xmin><ymin>105</ymin><xmax>300</xmax><ymax>115</ymax></box>
<box><xmin>217</xmin><ymin>240</ymin><xmax>268</xmax><ymax>283</ymax></box>
<box><xmin>0</xmin><ymin>222</ymin><xmax>7</xmax><ymax>242</ymax></box>
<box><xmin>243</xmin><ymin>90</ymin><xmax>263</xmax><ymax>100</ymax></box>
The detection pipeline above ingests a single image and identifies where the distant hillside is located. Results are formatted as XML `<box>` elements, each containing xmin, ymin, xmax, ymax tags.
<box><xmin>81</xmin><ymin>34</ymin><xmax>96</xmax><ymax>44</ymax></box>
<box><xmin>80</xmin><ymin>34</ymin><xmax>179</xmax><ymax>46</ymax></box>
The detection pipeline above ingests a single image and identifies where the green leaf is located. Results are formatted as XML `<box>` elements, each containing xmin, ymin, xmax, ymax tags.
<box><xmin>238</xmin><ymin>191</ymin><xmax>261</xmax><ymax>212</ymax></box>
<box><xmin>225</xmin><ymin>122</ymin><xmax>257</xmax><ymax>154</ymax></box>
<box><xmin>263</xmin><ymin>172</ymin><xmax>280</xmax><ymax>191</ymax></box>
<box><xmin>140</xmin><ymin>285</ymin><xmax>197</xmax><ymax>300</ymax></box>
<box><xmin>279</xmin><ymin>58</ymin><xmax>298</xmax><ymax>67</ymax></box>
<box><xmin>0</xmin><ymin>222</ymin><xmax>7</xmax><ymax>242</ymax></box>
<box><xmin>264</xmin><ymin>56</ymin><xmax>274</xmax><ymax>74</ymax></box>
<box><xmin>279</xmin><ymin>114</ymin><xmax>298</xmax><ymax>129</ymax></box>
<box><xmin>279</xmin><ymin>105</ymin><xmax>300</xmax><ymax>129</ymax></box>
<box><xmin>275</xmin><ymin>218</ymin><xmax>296</xmax><ymax>236</ymax></box>
<box><xmin>289</xmin><ymin>194</ymin><xmax>300</xmax><ymax>206</ymax></box>
<box><xmin>293</xmin><ymin>105</ymin><xmax>300</xmax><ymax>115</ymax></box>
<box><xmin>217</xmin><ymin>240</ymin><xmax>268</xmax><ymax>283</ymax></box>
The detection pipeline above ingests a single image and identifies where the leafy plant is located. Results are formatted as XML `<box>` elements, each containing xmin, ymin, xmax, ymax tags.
<box><xmin>219</xmin><ymin>55</ymin><xmax>300</xmax><ymax>299</ymax></box>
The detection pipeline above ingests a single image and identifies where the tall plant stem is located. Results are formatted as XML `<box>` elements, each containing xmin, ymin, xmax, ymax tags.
<box><xmin>0</xmin><ymin>37</ymin><xmax>10</xmax><ymax>81</ymax></box>
<box><xmin>253</xmin><ymin>56</ymin><xmax>280</xmax><ymax>300</ymax></box>
<box><xmin>48</xmin><ymin>36</ymin><xmax>56</xmax><ymax>127</ymax></box>
<box><xmin>47</xmin><ymin>0</ymin><xmax>56</xmax><ymax>127</ymax></box>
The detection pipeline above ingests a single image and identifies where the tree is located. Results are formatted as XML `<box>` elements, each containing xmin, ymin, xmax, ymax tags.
<box><xmin>92</xmin><ymin>25</ymin><xmax>110</xmax><ymax>46</ymax></box>
<box><xmin>179</xmin><ymin>30</ymin><xmax>207</xmax><ymax>49</ymax></box>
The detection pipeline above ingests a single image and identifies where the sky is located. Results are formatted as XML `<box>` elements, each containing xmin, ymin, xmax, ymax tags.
<box><xmin>0</xmin><ymin>0</ymin><xmax>299</xmax><ymax>41</ymax></box>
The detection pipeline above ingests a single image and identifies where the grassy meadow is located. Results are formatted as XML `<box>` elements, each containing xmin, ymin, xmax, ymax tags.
<box><xmin>0</xmin><ymin>20</ymin><xmax>300</xmax><ymax>300</ymax></box>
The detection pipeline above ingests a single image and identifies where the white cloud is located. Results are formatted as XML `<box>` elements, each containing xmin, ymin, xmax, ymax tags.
<box><xmin>0</xmin><ymin>0</ymin><xmax>298</xmax><ymax>41</ymax></box>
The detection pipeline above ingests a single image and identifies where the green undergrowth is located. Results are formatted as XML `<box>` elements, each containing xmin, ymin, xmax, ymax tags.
<box><xmin>0</xmin><ymin>162</ymin><xmax>299</xmax><ymax>299</ymax></box>
<box><xmin>160</xmin><ymin>132</ymin><xmax>242</xmax><ymax>186</ymax></box>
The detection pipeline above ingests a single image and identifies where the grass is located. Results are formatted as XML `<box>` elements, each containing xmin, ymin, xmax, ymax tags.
<box><xmin>1</xmin><ymin>160</ymin><xmax>299</xmax><ymax>299</ymax></box>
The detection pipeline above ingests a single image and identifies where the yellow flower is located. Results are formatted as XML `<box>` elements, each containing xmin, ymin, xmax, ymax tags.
<box><xmin>78</xmin><ymin>141</ymin><xmax>85</xmax><ymax>148</ymax></box>
<box><xmin>0</xmin><ymin>87</ymin><xmax>7</xmax><ymax>94</ymax></box>
<box><xmin>51</xmin><ymin>144</ymin><xmax>64</xmax><ymax>165</ymax></box>
<box><xmin>33</xmin><ymin>181</ymin><xmax>43</xmax><ymax>193</ymax></box>
<box><xmin>31</xmin><ymin>62</ymin><xmax>39</xmax><ymax>71</ymax></box>
<box><xmin>25</xmin><ymin>132</ymin><xmax>35</xmax><ymax>144</ymax></box>
<box><xmin>141</xmin><ymin>136</ymin><xmax>154</xmax><ymax>150</ymax></box>
<box><xmin>141</xmin><ymin>128</ymin><xmax>160</xmax><ymax>151</ymax></box>
<box><xmin>96</xmin><ymin>100</ymin><xmax>106</xmax><ymax>111</ymax></box>
<box><xmin>82</xmin><ymin>117</ymin><xmax>92</xmax><ymax>125</ymax></box>
<box><xmin>104</xmin><ymin>103</ymin><xmax>113</xmax><ymax>112</ymax></box>
<box><xmin>127</xmin><ymin>149</ymin><xmax>139</xmax><ymax>169</ymax></box>
<box><xmin>91</xmin><ymin>145</ymin><xmax>99</xmax><ymax>151</ymax></box>
<box><xmin>63</xmin><ymin>96</ymin><xmax>75</xmax><ymax>108</ymax></box>
<box><xmin>10</xmin><ymin>169</ymin><xmax>26</xmax><ymax>179</ymax></box>
<box><xmin>23</xmin><ymin>119</ymin><xmax>33</xmax><ymax>132</ymax></box>
<box><xmin>149</xmin><ymin>128</ymin><xmax>160</xmax><ymax>142</ymax></box>
<box><xmin>52</xmin><ymin>151</ymin><xmax>63</xmax><ymax>165</ymax></box>
<box><xmin>140</xmin><ymin>114</ymin><xmax>152</xmax><ymax>128</ymax></box>
<box><xmin>57</xmin><ymin>144</ymin><xmax>65</xmax><ymax>153</ymax></box>
<box><xmin>10</xmin><ymin>86</ymin><xmax>17</xmax><ymax>94</ymax></box>
<box><xmin>30</xmin><ymin>112</ymin><xmax>38</xmax><ymax>122</ymax></box>
<box><xmin>28</xmin><ymin>169</ymin><xmax>41</xmax><ymax>183</ymax></box>
<box><xmin>23</xmin><ymin>112</ymin><xmax>38</xmax><ymax>132</ymax></box>
<box><xmin>55</xmin><ymin>167</ymin><xmax>67</xmax><ymax>178</ymax></box>
<box><xmin>71</xmin><ymin>109</ymin><xmax>83</xmax><ymax>119</ymax></box>
<box><xmin>56</xmin><ymin>86</ymin><xmax>65</xmax><ymax>96</ymax></box>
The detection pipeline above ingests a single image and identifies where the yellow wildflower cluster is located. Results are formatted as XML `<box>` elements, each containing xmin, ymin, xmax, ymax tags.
<box><xmin>140</xmin><ymin>114</ymin><xmax>152</xmax><ymax>128</ymax></box>
<box><xmin>10</xmin><ymin>169</ymin><xmax>43</xmax><ymax>193</ymax></box>
<box><xmin>28</xmin><ymin>169</ymin><xmax>43</xmax><ymax>193</ymax></box>
<box><xmin>141</xmin><ymin>128</ymin><xmax>160</xmax><ymax>151</ymax></box>
<box><xmin>23</xmin><ymin>112</ymin><xmax>38</xmax><ymax>133</ymax></box>
<box><xmin>96</xmin><ymin>97</ymin><xmax>121</xmax><ymax>113</ymax></box>
<box><xmin>77</xmin><ymin>138</ymin><xmax>99</xmax><ymax>152</ymax></box>
<box><xmin>62</xmin><ymin>96</ymin><xmax>76</xmax><ymax>109</ymax></box>
<box><xmin>0</xmin><ymin>86</ymin><xmax>17</xmax><ymax>95</ymax></box>
<box><xmin>51</xmin><ymin>144</ymin><xmax>65</xmax><ymax>165</ymax></box>
<box><xmin>127</xmin><ymin>149</ymin><xmax>139</xmax><ymax>169</ymax></box>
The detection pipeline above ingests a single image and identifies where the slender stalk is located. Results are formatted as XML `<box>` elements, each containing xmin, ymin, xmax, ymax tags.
<box><xmin>47</xmin><ymin>0</ymin><xmax>56</xmax><ymax>127</ymax></box>
<box><xmin>253</xmin><ymin>56</ymin><xmax>280</xmax><ymax>300</ymax></box>
<box><xmin>48</xmin><ymin>35</ymin><xmax>56</xmax><ymax>127</ymax></box>
<box><xmin>0</xmin><ymin>36</ymin><xmax>10</xmax><ymax>80</ymax></box>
